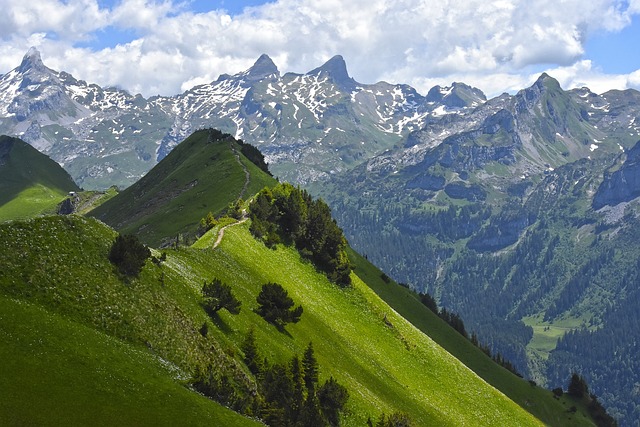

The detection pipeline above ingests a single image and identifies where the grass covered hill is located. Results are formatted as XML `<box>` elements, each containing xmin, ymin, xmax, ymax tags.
<box><xmin>0</xmin><ymin>214</ymin><xmax>547</xmax><ymax>426</ymax></box>
<box><xmin>89</xmin><ymin>129</ymin><xmax>275</xmax><ymax>246</ymax></box>
<box><xmin>0</xmin><ymin>135</ymin><xmax>80</xmax><ymax>221</ymax></box>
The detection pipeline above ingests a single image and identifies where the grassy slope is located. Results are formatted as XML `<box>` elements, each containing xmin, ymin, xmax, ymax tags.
<box><xmin>0</xmin><ymin>296</ymin><xmax>261</xmax><ymax>427</ymax></box>
<box><xmin>88</xmin><ymin>130</ymin><xmax>275</xmax><ymax>246</ymax></box>
<box><xmin>0</xmin><ymin>135</ymin><xmax>80</xmax><ymax>221</ymax></box>
<box><xmin>1</xmin><ymin>215</ymin><xmax>541</xmax><ymax>426</ymax></box>
<box><xmin>346</xmin><ymin>248</ymin><xmax>597</xmax><ymax>427</ymax></box>
<box><xmin>188</xmin><ymin>223</ymin><xmax>543</xmax><ymax>426</ymax></box>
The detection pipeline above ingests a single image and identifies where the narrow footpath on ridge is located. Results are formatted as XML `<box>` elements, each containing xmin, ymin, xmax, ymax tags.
<box><xmin>213</xmin><ymin>215</ymin><xmax>248</xmax><ymax>249</ymax></box>
<box><xmin>230</xmin><ymin>140</ymin><xmax>251</xmax><ymax>201</ymax></box>
<box><xmin>212</xmin><ymin>139</ymin><xmax>253</xmax><ymax>249</ymax></box>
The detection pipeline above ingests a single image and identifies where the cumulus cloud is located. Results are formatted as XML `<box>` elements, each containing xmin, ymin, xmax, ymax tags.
<box><xmin>0</xmin><ymin>0</ymin><xmax>639</xmax><ymax>97</ymax></box>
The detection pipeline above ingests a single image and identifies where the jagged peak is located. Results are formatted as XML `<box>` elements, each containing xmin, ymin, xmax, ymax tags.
<box><xmin>246</xmin><ymin>53</ymin><xmax>279</xmax><ymax>81</ymax></box>
<box><xmin>308</xmin><ymin>55</ymin><xmax>356</xmax><ymax>89</ymax></box>
<box><xmin>516</xmin><ymin>73</ymin><xmax>564</xmax><ymax>107</ymax></box>
<box><xmin>19</xmin><ymin>47</ymin><xmax>45</xmax><ymax>73</ymax></box>
<box><xmin>532</xmin><ymin>73</ymin><xmax>562</xmax><ymax>91</ymax></box>
<box><xmin>426</xmin><ymin>81</ymin><xmax>486</xmax><ymax>107</ymax></box>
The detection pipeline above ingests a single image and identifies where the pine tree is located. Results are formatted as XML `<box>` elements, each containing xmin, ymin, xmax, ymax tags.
<box><xmin>568</xmin><ymin>372</ymin><xmax>588</xmax><ymax>398</ymax></box>
<box><xmin>318</xmin><ymin>377</ymin><xmax>349</xmax><ymax>426</ymax></box>
<box><xmin>303</xmin><ymin>342</ymin><xmax>319</xmax><ymax>393</ymax></box>
<box><xmin>256</xmin><ymin>282</ymin><xmax>303</xmax><ymax>327</ymax></box>
<box><xmin>202</xmin><ymin>278</ymin><xmax>241</xmax><ymax>315</ymax></box>
<box><xmin>108</xmin><ymin>233</ymin><xmax>150</xmax><ymax>277</ymax></box>
<box><xmin>241</xmin><ymin>328</ymin><xmax>263</xmax><ymax>378</ymax></box>
<box><xmin>290</xmin><ymin>355</ymin><xmax>305</xmax><ymax>424</ymax></box>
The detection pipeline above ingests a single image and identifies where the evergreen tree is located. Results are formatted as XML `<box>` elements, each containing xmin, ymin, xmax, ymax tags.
<box><xmin>241</xmin><ymin>328</ymin><xmax>263</xmax><ymax>378</ymax></box>
<box><xmin>256</xmin><ymin>282</ymin><xmax>303</xmax><ymax>327</ymax></box>
<box><xmin>262</xmin><ymin>363</ymin><xmax>294</xmax><ymax>426</ymax></box>
<box><xmin>298</xmin><ymin>394</ymin><xmax>325</xmax><ymax>427</ymax></box>
<box><xmin>419</xmin><ymin>292</ymin><xmax>438</xmax><ymax>313</ymax></box>
<box><xmin>290</xmin><ymin>355</ymin><xmax>305</xmax><ymax>424</ymax></box>
<box><xmin>202</xmin><ymin>278</ymin><xmax>241</xmax><ymax>315</ymax></box>
<box><xmin>199</xmin><ymin>211</ymin><xmax>217</xmax><ymax>233</ymax></box>
<box><xmin>303</xmin><ymin>342</ymin><xmax>319</xmax><ymax>393</ymax></box>
<box><xmin>375</xmin><ymin>412</ymin><xmax>413</xmax><ymax>427</ymax></box>
<box><xmin>317</xmin><ymin>377</ymin><xmax>349</xmax><ymax>426</ymax></box>
<box><xmin>568</xmin><ymin>372</ymin><xmax>588</xmax><ymax>398</ymax></box>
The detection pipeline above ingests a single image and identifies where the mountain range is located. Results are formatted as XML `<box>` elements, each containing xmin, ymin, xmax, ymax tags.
<box><xmin>0</xmin><ymin>48</ymin><xmax>485</xmax><ymax>189</ymax></box>
<box><xmin>318</xmin><ymin>70</ymin><xmax>640</xmax><ymax>426</ymax></box>
<box><xmin>2</xmin><ymin>48</ymin><xmax>639</xmax><ymax>425</ymax></box>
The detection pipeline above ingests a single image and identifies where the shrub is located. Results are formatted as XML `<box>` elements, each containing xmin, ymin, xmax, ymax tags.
<box><xmin>108</xmin><ymin>233</ymin><xmax>150</xmax><ymax>277</ymax></box>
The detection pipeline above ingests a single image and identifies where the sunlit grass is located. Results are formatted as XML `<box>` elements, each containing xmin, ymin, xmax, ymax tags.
<box><xmin>0</xmin><ymin>184</ymin><xmax>66</xmax><ymax>221</ymax></box>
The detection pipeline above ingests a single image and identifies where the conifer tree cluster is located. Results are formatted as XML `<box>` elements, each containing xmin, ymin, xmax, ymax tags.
<box><xmin>567</xmin><ymin>373</ymin><xmax>617</xmax><ymax>427</ymax></box>
<box><xmin>249</xmin><ymin>183</ymin><xmax>352</xmax><ymax>286</ymax></box>
<box><xmin>241</xmin><ymin>332</ymin><xmax>349</xmax><ymax>426</ymax></box>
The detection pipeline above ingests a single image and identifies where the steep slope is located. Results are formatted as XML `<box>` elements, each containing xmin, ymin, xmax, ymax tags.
<box><xmin>0</xmin><ymin>135</ymin><xmax>79</xmax><ymax>220</ymax></box>
<box><xmin>0</xmin><ymin>295</ymin><xmax>260</xmax><ymax>426</ymax></box>
<box><xmin>347</xmin><ymin>248</ymin><xmax>597</xmax><ymax>427</ymax></box>
<box><xmin>320</xmin><ymin>80</ymin><xmax>639</xmax><ymax>425</ymax></box>
<box><xmin>0</xmin><ymin>214</ymin><xmax>544</xmax><ymax>426</ymax></box>
<box><xmin>89</xmin><ymin>129</ymin><xmax>276</xmax><ymax>246</ymax></box>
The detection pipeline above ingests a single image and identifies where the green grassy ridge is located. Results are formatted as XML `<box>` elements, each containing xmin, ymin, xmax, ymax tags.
<box><xmin>0</xmin><ymin>295</ymin><xmax>262</xmax><ymax>427</ymax></box>
<box><xmin>0</xmin><ymin>135</ymin><xmax>80</xmax><ymax>221</ymax></box>
<box><xmin>1</xmin><ymin>215</ymin><xmax>541</xmax><ymax>426</ymax></box>
<box><xmin>191</xmin><ymin>222</ymin><xmax>543</xmax><ymax>426</ymax></box>
<box><xmin>346</xmin><ymin>248</ymin><xmax>596</xmax><ymax>427</ymax></box>
<box><xmin>0</xmin><ymin>184</ymin><xmax>67</xmax><ymax>221</ymax></box>
<box><xmin>88</xmin><ymin>129</ymin><xmax>275</xmax><ymax>246</ymax></box>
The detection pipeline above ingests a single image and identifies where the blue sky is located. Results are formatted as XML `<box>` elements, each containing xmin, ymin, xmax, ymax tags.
<box><xmin>1</xmin><ymin>0</ymin><xmax>639</xmax><ymax>97</ymax></box>
<box><xmin>584</xmin><ymin>14</ymin><xmax>640</xmax><ymax>74</ymax></box>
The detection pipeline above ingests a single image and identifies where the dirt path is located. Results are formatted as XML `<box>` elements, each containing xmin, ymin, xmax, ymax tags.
<box><xmin>213</xmin><ymin>217</ymin><xmax>248</xmax><ymax>249</ymax></box>
<box><xmin>229</xmin><ymin>142</ymin><xmax>250</xmax><ymax>201</ymax></box>
<box><xmin>212</xmin><ymin>142</ymin><xmax>252</xmax><ymax>249</ymax></box>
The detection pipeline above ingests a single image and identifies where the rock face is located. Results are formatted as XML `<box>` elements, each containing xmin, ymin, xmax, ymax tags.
<box><xmin>425</xmin><ymin>82</ymin><xmax>486</xmax><ymax>108</ymax></box>
<box><xmin>593</xmin><ymin>140</ymin><xmax>640</xmax><ymax>209</ymax></box>
<box><xmin>57</xmin><ymin>196</ymin><xmax>76</xmax><ymax>215</ymax></box>
<box><xmin>0</xmin><ymin>48</ymin><xmax>485</xmax><ymax>189</ymax></box>
<box><xmin>2</xmin><ymin>48</ymin><xmax>640</xmax><ymax>195</ymax></box>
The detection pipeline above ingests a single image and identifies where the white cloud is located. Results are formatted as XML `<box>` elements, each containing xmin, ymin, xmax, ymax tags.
<box><xmin>0</xmin><ymin>0</ymin><xmax>639</xmax><ymax>97</ymax></box>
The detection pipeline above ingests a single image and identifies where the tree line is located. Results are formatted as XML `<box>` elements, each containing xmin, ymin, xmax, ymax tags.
<box><xmin>250</xmin><ymin>183</ymin><xmax>352</xmax><ymax>286</ymax></box>
<box><xmin>195</xmin><ymin>332</ymin><xmax>349</xmax><ymax>426</ymax></box>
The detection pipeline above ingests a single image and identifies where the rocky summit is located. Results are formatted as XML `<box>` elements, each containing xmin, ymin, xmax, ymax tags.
<box><xmin>0</xmin><ymin>48</ymin><xmax>483</xmax><ymax>189</ymax></box>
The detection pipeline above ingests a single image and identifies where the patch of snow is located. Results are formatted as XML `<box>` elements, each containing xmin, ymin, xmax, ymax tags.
<box><xmin>432</xmin><ymin>105</ymin><xmax>447</xmax><ymax>116</ymax></box>
<box><xmin>440</xmin><ymin>86</ymin><xmax>453</xmax><ymax>97</ymax></box>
